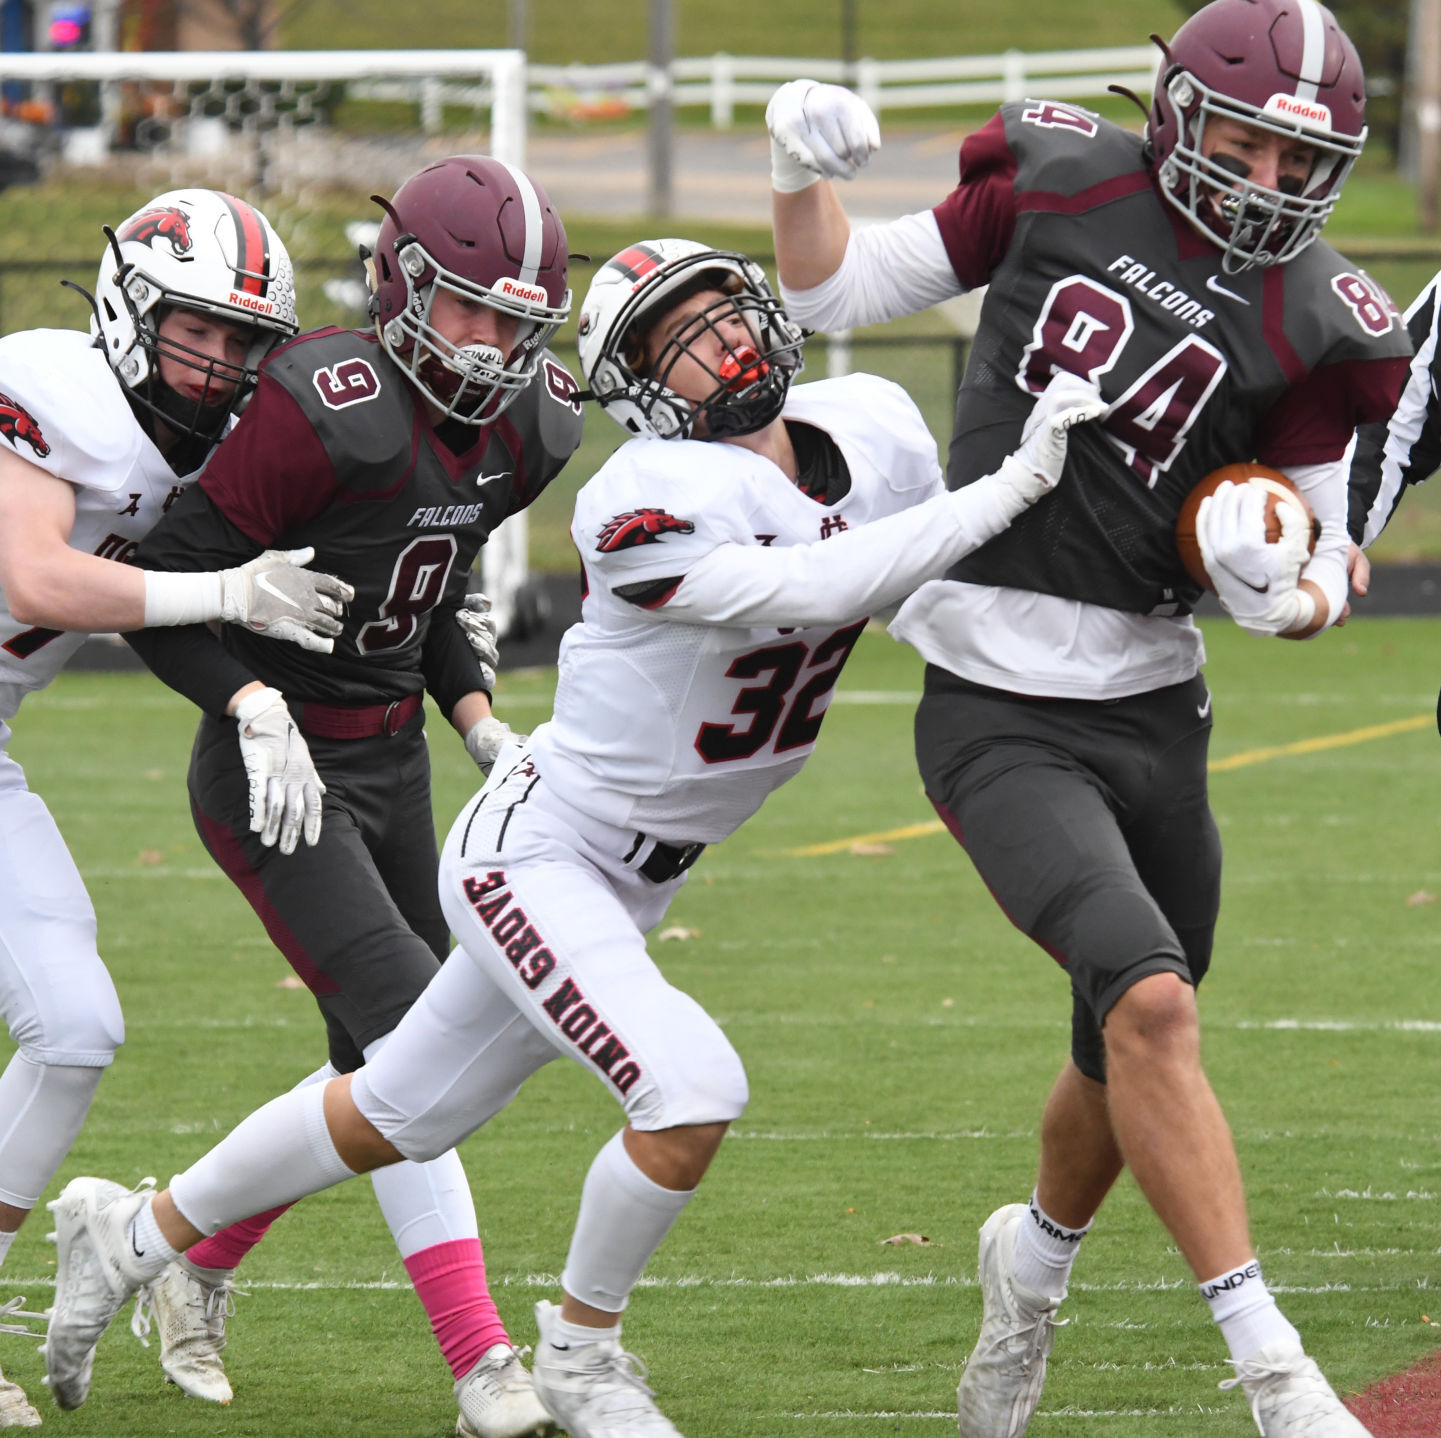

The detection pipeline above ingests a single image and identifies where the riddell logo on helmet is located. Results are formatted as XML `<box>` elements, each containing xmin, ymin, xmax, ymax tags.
<box><xmin>1264</xmin><ymin>93</ymin><xmax>1332</xmax><ymax>128</ymax></box>
<box><xmin>497</xmin><ymin>276</ymin><xmax>549</xmax><ymax>306</ymax></box>
<box><xmin>228</xmin><ymin>291</ymin><xmax>276</xmax><ymax>315</ymax></box>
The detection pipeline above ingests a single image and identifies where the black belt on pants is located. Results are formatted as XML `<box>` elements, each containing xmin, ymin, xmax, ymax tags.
<box><xmin>631</xmin><ymin>834</ymin><xmax>706</xmax><ymax>883</ymax></box>
<box><xmin>291</xmin><ymin>692</ymin><xmax>423</xmax><ymax>741</ymax></box>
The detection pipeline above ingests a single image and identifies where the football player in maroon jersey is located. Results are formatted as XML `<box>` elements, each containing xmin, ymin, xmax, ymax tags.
<box><xmin>84</xmin><ymin>157</ymin><xmax>581</xmax><ymax>1438</ymax></box>
<box><xmin>765</xmin><ymin>2</ymin><xmax>1403</xmax><ymax>1435</ymax></box>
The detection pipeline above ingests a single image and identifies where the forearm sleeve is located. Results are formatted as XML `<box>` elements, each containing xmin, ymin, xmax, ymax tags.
<box><xmin>653</xmin><ymin>469</ymin><xmax>1028</xmax><ymax>628</ymax></box>
<box><xmin>778</xmin><ymin>210</ymin><xmax>961</xmax><ymax>332</ymax></box>
<box><xmin>1285</xmin><ymin>459</ymin><xmax>1349</xmax><ymax>632</ymax></box>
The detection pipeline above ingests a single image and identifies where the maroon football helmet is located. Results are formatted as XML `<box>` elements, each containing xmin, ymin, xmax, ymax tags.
<box><xmin>1149</xmin><ymin>0</ymin><xmax>1366</xmax><ymax>272</ymax></box>
<box><xmin>368</xmin><ymin>155</ymin><xmax>571</xmax><ymax>423</ymax></box>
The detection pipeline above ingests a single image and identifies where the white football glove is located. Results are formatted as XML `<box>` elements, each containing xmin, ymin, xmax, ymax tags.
<box><xmin>219</xmin><ymin>548</ymin><xmax>355</xmax><ymax>654</ymax></box>
<box><xmin>463</xmin><ymin>715</ymin><xmax>527</xmax><ymax>777</ymax></box>
<box><xmin>995</xmin><ymin>372</ymin><xmax>1109</xmax><ymax>505</ymax></box>
<box><xmin>1195</xmin><ymin>481</ymin><xmax>1316</xmax><ymax>637</ymax></box>
<box><xmin>455</xmin><ymin>592</ymin><xmax>499</xmax><ymax>692</ymax></box>
<box><xmin>766</xmin><ymin>79</ymin><xmax>881</xmax><ymax>191</ymax></box>
<box><xmin>232</xmin><ymin>687</ymin><xmax>325</xmax><ymax>854</ymax></box>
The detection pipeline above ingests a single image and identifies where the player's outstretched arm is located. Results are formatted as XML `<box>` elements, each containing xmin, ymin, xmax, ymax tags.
<box><xmin>0</xmin><ymin>448</ymin><xmax>352</xmax><ymax>646</ymax></box>
<box><xmin>768</xmin><ymin>80</ymin><xmax>879</xmax><ymax>292</ymax></box>
<box><xmin>650</xmin><ymin>374</ymin><xmax>1107</xmax><ymax>630</ymax></box>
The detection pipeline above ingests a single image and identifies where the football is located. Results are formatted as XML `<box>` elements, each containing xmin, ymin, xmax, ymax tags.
<box><xmin>1174</xmin><ymin>462</ymin><xmax>1320</xmax><ymax>593</ymax></box>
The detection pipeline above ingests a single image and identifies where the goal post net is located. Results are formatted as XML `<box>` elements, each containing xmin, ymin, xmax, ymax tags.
<box><xmin>0</xmin><ymin>47</ymin><xmax>541</xmax><ymax>638</ymax></box>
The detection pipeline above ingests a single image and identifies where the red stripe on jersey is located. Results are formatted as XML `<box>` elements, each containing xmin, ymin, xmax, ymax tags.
<box><xmin>1016</xmin><ymin>170</ymin><xmax>1154</xmax><ymax>217</ymax></box>
<box><xmin>1262</xmin><ymin>266</ymin><xmax>1306</xmax><ymax>386</ymax></box>
<box><xmin>220</xmin><ymin>192</ymin><xmax>270</xmax><ymax>296</ymax></box>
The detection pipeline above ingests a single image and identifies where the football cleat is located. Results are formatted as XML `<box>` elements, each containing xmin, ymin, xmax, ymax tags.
<box><xmin>1219</xmin><ymin>1341</ymin><xmax>1374</xmax><ymax>1436</ymax></box>
<box><xmin>131</xmin><ymin>1257</ymin><xmax>239</xmax><ymax>1404</ymax></box>
<box><xmin>42</xmin><ymin>1176</ymin><xmax>156</xmax><ymax>1410</ymax></box>
<box><xmin>455</xmin><ymin>1342</ymin><xmax>557</xmax><ymax>1438</ymax></box>
<box><xmin>0</xmin><ymin>1365</ymin><xmax>41</xmax><ymax>1428</ymax></box>
<box><xmin>530</xmin><ymin>1300</ymin><xmax>683</xmax><ymax>1437</ymax></box>
<box><xmin>957</xmin><ymin>1203</ymin><xmax>1065</xmax><ymax>1438</ymax></box>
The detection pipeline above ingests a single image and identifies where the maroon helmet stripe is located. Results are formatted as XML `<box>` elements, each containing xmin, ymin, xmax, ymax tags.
<box><xmin>609</xmin><ymin>244</ymin><xmax>665</xmax><ymax>284</ymax></box>
<box><xmin>219</xmin><ymin>192</ymin><xmax>270</xmax><ymax>297</ymax></box>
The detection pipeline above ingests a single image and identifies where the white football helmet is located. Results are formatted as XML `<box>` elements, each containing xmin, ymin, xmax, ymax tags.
<box><xmin>90</xmin><ymin>189</ymin><xmax>298</xmax><ymax>440</ymax></box>
<box><xmin>577</xmin><ymin>238</ymin><xmax>805</xmax><ymax>440</ymax></box>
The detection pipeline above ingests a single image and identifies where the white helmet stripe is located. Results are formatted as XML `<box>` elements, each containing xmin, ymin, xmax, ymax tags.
<box><xmin>1294</xmin><ymin>0</ymin><xmax>1326</xmax><ymax>103</ymax></box>
<box><xmin>499</xmin><ymin>159</ymin><xmax>543</xmax><ymax>285</ymax></box>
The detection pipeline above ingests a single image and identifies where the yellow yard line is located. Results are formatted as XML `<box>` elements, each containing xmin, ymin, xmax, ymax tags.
<box><xmin>787</xmin><ymin>712</ymin><xmax>1433</xmax><ymax>857</ymax></box>
<box><xmin>1206</xmin><ymin>713</ymin><xmax>1432</xmax><ymax>771</ymax></box>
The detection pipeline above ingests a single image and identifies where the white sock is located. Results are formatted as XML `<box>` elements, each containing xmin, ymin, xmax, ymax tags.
<box><xmin>0</xmin><ymin>1229</ymin><xmax>16</xmax><ymax>1270</ymax></box>
<box><xmin>548</xmin><ymin>1312</ymin><xmax>622</xmax><ymax>1349</ymax></box>
<box><xmin>169</xmin><ymin>1081</ymin><xmax>357</xmax><ymax>1237</ymax></box>
<box><xmin>370</xmin><ymin>1150</ymin><xmax>479</xmax><ymax>1259</ymax></box>
<box><xmin>1200</xmin><ymin>1260</ymin><xmax>1302</xmax><ymax>1362</ymax></box>
<box><xmin>1011</xmin><ymin>1191</ymin><xmax>1090</xmax><ymax>1300</ymax></box>
<box><xmin>125</xmin><ymin>1198</ymin><xmax>180</xmax><ymax>1278</ymax></box>
<box><xmin>559</xmin><ymin>1130</ymin><xmax>695</xmax><ymax>1315</ymax></box>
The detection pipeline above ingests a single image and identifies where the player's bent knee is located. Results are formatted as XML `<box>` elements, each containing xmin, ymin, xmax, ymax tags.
<box><xmin>627</xmin><ymin>1046</ymin><xmax>749</xmax><ymax>1131</ymax></box>
<box><xmin>1104</xmin><ymin>972</ymin><xmax>1199</xmax><ymax>1058</ymax></box>
<box><xmin>12</xmin><ymin>999</ymin><xmax>124</xmax><ymax>1068</ymax></box>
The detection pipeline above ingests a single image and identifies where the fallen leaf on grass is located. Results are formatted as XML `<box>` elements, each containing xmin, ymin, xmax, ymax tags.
<box><xmin>137</xmin><ymin>849</ymin><xmax>163</xmax><ymax>866</ymax></box>
<box><xmin>849</xmin><ymin>842</ymin><xmax>893</xmax><ymax>856</ymax></box>
<box><xmin>657</xmin><ymin>926</ymin><xmax>700</xmax><ymax>942</ymax></box>
<box><xmin>1405</xmin><ymin>890</ymin><xmax>1437</xmax><ymax>907</ymax></box>
<box><xmin>881</xmin><ymin>1233</ymin><xmax>932</xmax><ymax>1246</ymax></box>
<box><xmin>275</xmin><ymin>975</ymin><xmax>307</xmax><ymax>989</ymax></box>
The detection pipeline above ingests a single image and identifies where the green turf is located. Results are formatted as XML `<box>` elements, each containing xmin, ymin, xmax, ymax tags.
<box><xmin>0</xmin><ymin>616</ymin><xmax>1437</xmax><ymax>1434</ymax></box>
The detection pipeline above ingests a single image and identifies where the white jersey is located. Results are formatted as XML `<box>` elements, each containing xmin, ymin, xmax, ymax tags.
<box><xmin>530</xmin><ymin>374</ymin><xmax>945</xmax><ymax>843</ymax></box>
<box><xmin>0</xmin><ymin>329</ymin><xmax>199</xmax><ymax>720</ymax></box>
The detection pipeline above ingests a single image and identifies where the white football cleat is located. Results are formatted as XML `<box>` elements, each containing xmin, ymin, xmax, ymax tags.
<box><xmin>42</xmin><ymin>1176</ymin><xmax>156</xmax><ymax>1410</ymax></box>
<box><xmin>0</xmin><ymin>1366</ymin><xmax>41</xmax><ymax>1428</ymax></box>
<box><xmin>1219</xmin><ymin>1341</ymin><xmax>1374</xmax><ymax>1436</ymax></box>
<box><xmin>455</xmin><ymin>1342</ymin><xmax>556</xmax><ymax>1438</ymax></box>
<box><xmin>530</xmin><ymin>1300</ymin><xmax>683</xmax><ymax>1437</ymax></box>
<box><xmin>132</xmin><ymin>1257</ymin><xmax>238</xmax><ymax>1404</ymax></box>
<box><xmin>957</xmin><ymin>1203</ymin><xmax>1065</xmax><ymax>1438</ymax></box>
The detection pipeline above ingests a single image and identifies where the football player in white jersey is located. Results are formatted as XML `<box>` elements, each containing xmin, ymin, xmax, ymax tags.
<box><xmin>0</xmin><ymin>189</ymin><xmax>349</xmax><ymax>1423</ymax></box>
<box><xmin>37</xmin><ymin>239</ymin><xmax>1103</xmax><ymax>1438</ymax></box>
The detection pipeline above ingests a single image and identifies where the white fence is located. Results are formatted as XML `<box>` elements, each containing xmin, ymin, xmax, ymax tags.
<box><xmin>341</xmin><ymin>46</ymin><xmax>1163</xmax><ymax>131</ymax></box>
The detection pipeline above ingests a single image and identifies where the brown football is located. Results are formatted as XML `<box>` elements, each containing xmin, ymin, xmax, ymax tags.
<box><xmin>1175</xmin><ymin>462</ymin><xmax>1320</xmax><ymax>594</ymax></box>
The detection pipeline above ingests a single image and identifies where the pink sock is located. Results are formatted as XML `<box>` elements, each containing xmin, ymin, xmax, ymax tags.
<box><xmin>185</xmin><ymin>1203</ymin><xmax>294</xmax><ymax>1271</ymax></box>
<box><xmin>404</xmin><ymin>1237</ymin><xmax>509</xmax><ymax>1381</ymax></box>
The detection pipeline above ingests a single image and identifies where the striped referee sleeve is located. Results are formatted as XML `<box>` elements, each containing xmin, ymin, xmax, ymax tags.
<box><xmin>1349</xmin><ymin>272</ymin><xmax>1441</xmax><ymax>547</ymax></box>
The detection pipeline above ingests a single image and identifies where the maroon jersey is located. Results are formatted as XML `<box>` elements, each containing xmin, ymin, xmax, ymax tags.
<box><xmin>934</xmin><ymin>103</ymin><xmax>1411</xmax><ymax>615</ymax></box>
<box><xmin>129</xmin><ymin>328</ymin><xmax>582</xmax><ymax>714</ymax></box>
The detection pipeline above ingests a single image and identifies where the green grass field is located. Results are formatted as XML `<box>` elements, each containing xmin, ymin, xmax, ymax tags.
<box><xmin>0</xmin><ymin>615</ymin><xmax>1436</xmax><ymax>1435</ymax></box>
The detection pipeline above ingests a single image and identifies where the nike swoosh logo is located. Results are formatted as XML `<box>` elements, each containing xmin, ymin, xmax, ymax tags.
<box><xmin>474</xmin><ymin>472</ymin><xmax>509</xmax><ymax>487</ymax></box>
<box><xmin>254</xmin><ymin>573</ymin><xmax>302</xmax><ymax>610</ymax></box>
<box><xmin>1197</xmin><ymin>691</ymin><xmax>1212</xmax><ymax>719</ymax></box>
<box><xmin>130</xmin><ymin>1231</ymin><xmax>146</xmax><ymax>1258</ymax></box>
<box><xmin>1205</xmin><ymin>275</ymin><xmax>1250</xmax><ymax>305</ymax></box>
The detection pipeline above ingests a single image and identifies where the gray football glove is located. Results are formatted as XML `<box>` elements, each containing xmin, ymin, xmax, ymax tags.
<box><xmin>219</xmin><ymin>548</ymin><xmax>355</xmax><ymax>654</ymax></box>
<box><xmin>455</xmin><ymin>592</ymin><xmax>500</xmax><ymax>691</ymax></box>
<box><xmin>464</xmin><ymin>715</ymin><xmax>526</xmax><ymax>777</ymax></box>
<box><xmin>233</xmin><ymin>687</ymin><xmax>325</xmax><ymax>854</ymax></box>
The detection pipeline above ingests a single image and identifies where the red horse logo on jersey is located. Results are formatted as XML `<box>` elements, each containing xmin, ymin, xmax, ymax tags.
<box><xmin>595</xmin><ymin>508</ymin><xmax>696</xmax><ymax>553</ymax></box>
<box><xmin>118</xmin><ymin>206</ymin><xmax>194</xmax><ymax>257</ymax></box>
<box><xmin>0</xmin><ymin>392</ymin><xmax>50</xmax><ymax>458</ymax></box>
